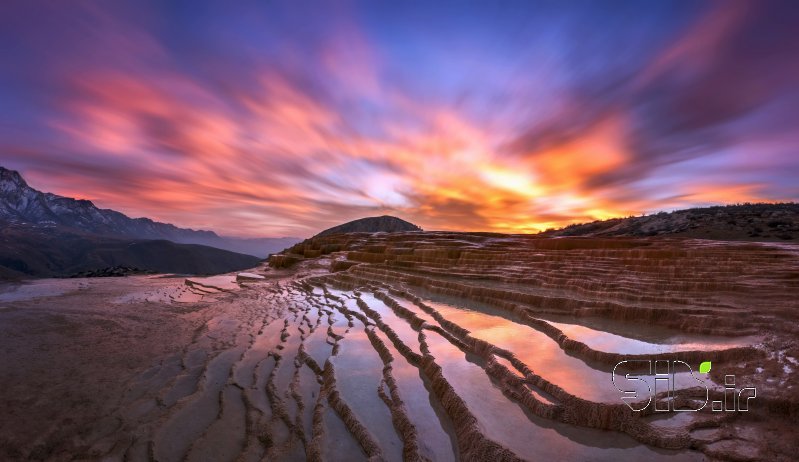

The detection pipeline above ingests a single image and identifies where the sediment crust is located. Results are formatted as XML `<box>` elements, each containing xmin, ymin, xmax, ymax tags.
<box><xmin>2</xmin><ymin>233</ymin><xmax>796</xmax><ymax>461</ymax></box>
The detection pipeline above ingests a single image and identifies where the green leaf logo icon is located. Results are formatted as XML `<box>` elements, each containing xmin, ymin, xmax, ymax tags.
<box><xmin>699</xmin><ymin>361</ymin><xmax>711</xmax><ymax>374</ymax></box>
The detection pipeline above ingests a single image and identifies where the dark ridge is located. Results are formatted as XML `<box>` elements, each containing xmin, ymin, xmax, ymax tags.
<box><xmin>541</xmin><ymin>203</ymin><xmax>799</xmax><ymax>241</ymax></box>
<box><xmin>0</xmin><ymin>221</ymin><xmax>260</xmax><ymax>279</ymax></box>
<box><xmin>0</xmin><ymin>221</ymin><xmax>261</xmax><ymax>278</ymax></box>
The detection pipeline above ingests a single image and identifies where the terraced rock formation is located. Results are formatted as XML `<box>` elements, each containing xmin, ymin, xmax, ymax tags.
<box><xmin>1</xmin><ymin>233</ymin><xmax>797</xmax><ymax>461</ymax></box>
<box><xmin>266</xmin><ymin>232</ymin><xmax>799</xmax><ymax>460</ymax></box>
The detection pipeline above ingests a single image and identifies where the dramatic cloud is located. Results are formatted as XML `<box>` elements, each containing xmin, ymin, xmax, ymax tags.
<box><xmin>1</xmin><ymin>0</ymin><xmax>797</xmax><ymax>237</ymax></box>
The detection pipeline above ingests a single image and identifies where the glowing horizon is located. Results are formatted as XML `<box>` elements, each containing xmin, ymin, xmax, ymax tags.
<box><xmin>1</xmin><ymin>1</ymin><xmax>797</xmax><ymax>238</ymax></box>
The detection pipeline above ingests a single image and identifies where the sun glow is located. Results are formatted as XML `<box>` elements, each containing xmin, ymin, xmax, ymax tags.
<box><xmin>3</xmin><ymin>1</ymin><xmax>796</xmax><ymax>237</ymax></box>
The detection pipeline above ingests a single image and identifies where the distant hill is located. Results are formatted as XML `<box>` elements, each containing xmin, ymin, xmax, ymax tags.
<box><xmin>316</xmin><ymin>215</ymin><xmax>422</xmax><ymax>237</ymax></box>
<box><xmin>543</xmin><ymin>203</ymin><xmax>799</xmax><ymax>241</ymax></box>
<box><xmin>0</xmin><ymin>221</ymin><xmax>260</xmax><ymax>279</ymax></box>
<box><xmin>0</xmin><ymin>167</ymin><xmax>299</xmax><ymax>257</ymax></box>
<box><xmin>267</xmin><ymin>215</ymin><xmax>422</xmax><ymax>268</ymax></box>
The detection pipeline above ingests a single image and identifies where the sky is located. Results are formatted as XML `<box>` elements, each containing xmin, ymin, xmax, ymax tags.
<box><xmin>1</xmin><ymin>0</ymin><xmax>798</xmax><ymax>238</ymax></box>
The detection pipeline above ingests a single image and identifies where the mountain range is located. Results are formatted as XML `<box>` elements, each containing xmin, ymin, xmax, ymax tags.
<box><xmin>0</xmin><ymin>167</ymin><xmax>299</xmax><ymax>257</ymax></box>
<box><xmin>4</xmin><ymin>165</ymin><xmax>796</xmax><ymax>279</ymax></box>
<box><xmin>0</xmin><ymin>167</ymin><xmax>302</xmax><ymax>279</ymax></box>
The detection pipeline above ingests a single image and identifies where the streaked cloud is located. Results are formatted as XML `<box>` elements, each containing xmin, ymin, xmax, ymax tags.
<box><xmin>0</xmin><ymin>0</ymin><xmax>797</xmax><ymax>237</ymax></box>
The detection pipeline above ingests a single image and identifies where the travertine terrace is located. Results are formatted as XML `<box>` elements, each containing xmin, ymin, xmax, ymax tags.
<box><xmin>1</xmin><ymin>233</ymin><xmax>798</xmax><ymax>461</ymax></box>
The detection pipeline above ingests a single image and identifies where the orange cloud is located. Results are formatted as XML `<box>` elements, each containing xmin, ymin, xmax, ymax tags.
<box><xmin>6</xmin><ymin>1</ymin><xmax>794</xmax><ymax>238</ymax></box>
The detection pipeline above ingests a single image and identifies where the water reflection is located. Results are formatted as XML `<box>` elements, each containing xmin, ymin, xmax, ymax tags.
<box><xmin>544</xmin><ymin>319</ymin><xmax>759</xmax><ymax>354</ymax></box>
<box><xmin>424</xmin><ymin>329</ymin><xmax>702</xmax><ymax>461</ymax></box>
<box><xmin>422</xmin><ymin>296</ymin><xmax>623</xmax><ymax>402</ymax></box>
<box><xmin>416</xmin><ymin>290</ymin><xmax>727</xmax><ymax>403</ymax></box>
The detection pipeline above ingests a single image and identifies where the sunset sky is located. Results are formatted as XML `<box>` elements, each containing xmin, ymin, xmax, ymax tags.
<box><xmin>1</xmin><ymin>0</ymin><xmax>798</xmax><ymax>237</ymax></box>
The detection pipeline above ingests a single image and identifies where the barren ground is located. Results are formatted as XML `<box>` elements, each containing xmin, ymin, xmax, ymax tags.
<box><xmin>1</xmin><ymin>233</ymin><xmax>798</xmax><ymax>461</ymax></box>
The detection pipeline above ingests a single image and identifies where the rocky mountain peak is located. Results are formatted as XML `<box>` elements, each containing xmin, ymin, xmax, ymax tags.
<box><xmin>0</xmin><ymin>166</ymin><xmax>214</xmax><ymax>240</ymax></box>
<box><xmin>0</xmin><ymin>167</ymin><xmax>28</xmax><ymax>192</ymax></box>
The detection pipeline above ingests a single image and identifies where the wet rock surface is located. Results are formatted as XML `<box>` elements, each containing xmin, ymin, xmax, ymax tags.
<box><xmin>1</xmin><ymin>233</ymin><xmax>798</xmax><ymax>461</ymax></box>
